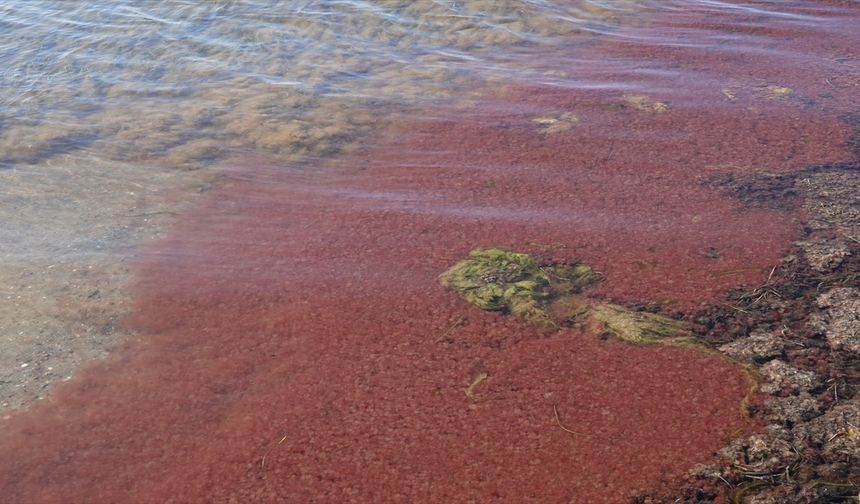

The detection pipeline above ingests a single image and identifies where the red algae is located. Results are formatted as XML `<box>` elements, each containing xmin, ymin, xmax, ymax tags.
<box><xmin>3</xmin><ymin>3</ymin><xmax>860</xmax><ymax>504</ymax></box>
<box><xmin>0</xmin><ymin>159</ymin><xmax>753</xmax><ymax>503</ymax></box>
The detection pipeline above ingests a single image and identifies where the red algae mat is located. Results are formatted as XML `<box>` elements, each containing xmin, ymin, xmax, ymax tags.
<box><xmin>3</xmin><ymin>4</ymin><xmax>860</xmax><ymax>504</ymax></box>
<box><xmin>0</xmin><ymin>157</ymin><xmax>754</xmax><ymax>503</ymax></box>
<box><xmin>0</xmin><ymin>103</ymin><xmax>845</xmax><ymax>502</ymax></box>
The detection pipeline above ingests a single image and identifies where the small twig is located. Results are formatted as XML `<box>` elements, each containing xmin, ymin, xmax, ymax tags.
<box><xmin>435</xmin><ymin>317</ymin><xmax>465</xmax><ymax>342</ymax></box>
<box><xmin>126</xmin><ymin>211</ymin><xmax>178</xmax><ymax>218</ymax></box>
<box><xmin>718</xmin><ymin>475</ymin><xmax>734</xmax><ymax>488</ymax></box>
<box><xmin>553</xmin><ymin>404</ymin><xmax>584</xmax><ymax>436</ymax></box>
<box><xmin>260</xmin><ymin>434</ymin><xmax>288</xmax><ymax>471</ymax></box>
<box><xmin>465</xmin><ymin>372</ymin><xmax>488</xmax><ymax>400</ymax></box>
<box><xmin>722</xmin><ymin>303</ymin><xmax>751</xmax><ymax>315</ymax></box>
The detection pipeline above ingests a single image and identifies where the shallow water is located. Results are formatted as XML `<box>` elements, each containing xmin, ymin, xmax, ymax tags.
<box><xmin>1</xmin><ymin>1</ymin><xmax>860</xmax><ymax>502</ymax></box>
<box><xmin>3</xmin><ymin>0</ymin><xmax>855</xmax><ymax>171</ymax></box>
<box><xmin>0</xmin><ymin>0</ymin><xmax>644</xmax><ymax>170</ymax></box>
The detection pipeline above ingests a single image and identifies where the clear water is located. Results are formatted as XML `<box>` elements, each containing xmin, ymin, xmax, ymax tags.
<box><xmin>4</xmin><ymin>0</ymin><xmax>854</xmax><ymax>172</ymax></box>
<box><xmin>0</xmin><ymin>1</ymin><xmax>648</xmax><ymax>169</ymax></box>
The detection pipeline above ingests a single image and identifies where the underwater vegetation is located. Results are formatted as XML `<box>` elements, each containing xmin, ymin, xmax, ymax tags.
<box><xmin>440</xmin><ymin>247</ymin><xmax>693</xmax><ymax>346</ymax></box>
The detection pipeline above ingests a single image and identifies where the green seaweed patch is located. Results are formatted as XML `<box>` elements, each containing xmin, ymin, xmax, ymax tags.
<box><xmin>440</xmin><ymin>247</ymin><xmax>690</xmax><ymax>345</ymax></box>
<box><xmin>543</xmin><ymin>263</ymin><xmax>602</xmax><ymax>295</ymax></box>
<box><xmin>439</xmin><ymin>248</ymin><xmax>601</xmax><ymax>326</ymax></box>
<box><xmin>439</xmin><ymin>248</ymin><xmax>554</xmax><ymax>325</ymax></box>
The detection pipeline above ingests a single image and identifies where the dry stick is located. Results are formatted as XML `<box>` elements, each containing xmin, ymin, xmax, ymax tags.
<box><xmin>718</xmin><ymin>475</ymin><xmax>735</xmax><ymax>489</ymax></box>
<box><xmin>435</xmin><ymin>317</ymin><xmax>465</xmax><ymax>343</ymax></box>
<box><xmin>126</xmin><ymin>211</ymin><xmax>178</xmax><ymax>218</ymax></box>
<box><xmin>260</xmin><ymin>434</ymin><xmax>288</xmax><ymax>471</ymax></box>
<box><xmin>553</xmin><ymin>405</ymin><xmax>584</xmax><ymax>436</ymax></box>
<box><xmin>722</xmin><ymin>303</ymin><xmax>751</xmax><ymax>315</ymax></box>
<box><xmin>465</xmin><ymin>372</ymin><xmax>488</xmax><ymax>400</ymax></box>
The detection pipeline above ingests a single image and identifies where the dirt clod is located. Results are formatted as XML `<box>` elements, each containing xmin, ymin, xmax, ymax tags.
<box><xmin>719</xmin><ymin>330</ymin><xmax>786</xmax><ymax>363</ymax></box>
<box><xmin>811</xmin><ymin>288</ymin><xmax>860</xmax><ymax>354</ymax></box>
<box><xmin>760</xmin><ymin>360</ymin><xmax>821</xmax><ymax>396</ymax></box>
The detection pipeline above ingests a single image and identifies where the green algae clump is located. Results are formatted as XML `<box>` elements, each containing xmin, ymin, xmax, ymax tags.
<box><xmin>441</xmin><ymin>247</ymin><xmax>690</xmax><ymax>345</ymax></box>
<box><xmin>439</xmin><ymin>248</ymin><xmax>553</xmax><ymax>325</ymax></box>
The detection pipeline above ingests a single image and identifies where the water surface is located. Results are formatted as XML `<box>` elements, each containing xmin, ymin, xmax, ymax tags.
<box><xmin>1</xmin><ymin>1</ymin><xmax>859</xmax><ymax>502</ymax></box>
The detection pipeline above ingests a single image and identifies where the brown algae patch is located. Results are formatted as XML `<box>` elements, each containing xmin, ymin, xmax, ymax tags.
<box><xmin>0</xmin><ymin>1</ymin><xmax>647</xmax><ymax>171</ymax></box>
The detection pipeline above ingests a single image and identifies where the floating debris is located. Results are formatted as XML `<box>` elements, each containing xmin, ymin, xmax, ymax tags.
<box><xmin>532</xmin><ymin>111</ymin><xmax>580</xmax><ymax>134</ymax></box>
<box><xmin>623</xmin><ymin>94</ymin><xmax>670</xmax><ymax>113</ymax></box>
<box><xmin>767</xmin><ymin>85</ymin><xmax>793</xmax><ymax>98</ymax></box>
<box><xmin>465</xmin><ymin>371</ymin><xmax>488</xmax><ymax>400</ymax></box>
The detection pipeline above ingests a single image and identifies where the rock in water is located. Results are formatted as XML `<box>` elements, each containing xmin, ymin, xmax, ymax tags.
<box><xmin>440</xmin><ymin>247</ymin><xmax>691</xmax><ymax>344</ymax></box>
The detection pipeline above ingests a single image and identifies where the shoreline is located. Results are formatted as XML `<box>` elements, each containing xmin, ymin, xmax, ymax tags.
<box><xmin>639</xmin><ymin>160</ymin><xmax>860</xmax><ymax>503</ymax></box>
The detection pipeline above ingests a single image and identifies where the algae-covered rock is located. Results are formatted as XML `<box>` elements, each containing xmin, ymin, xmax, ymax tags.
<box><xmin>439</xmin><ymin>248</ymin><xmax>553</xmax><ymax>325</ymax></box>
<box><xmin>440</xmin><ymin>247</ymin><xmax>690</xmax><ymax>345</ymax></box>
